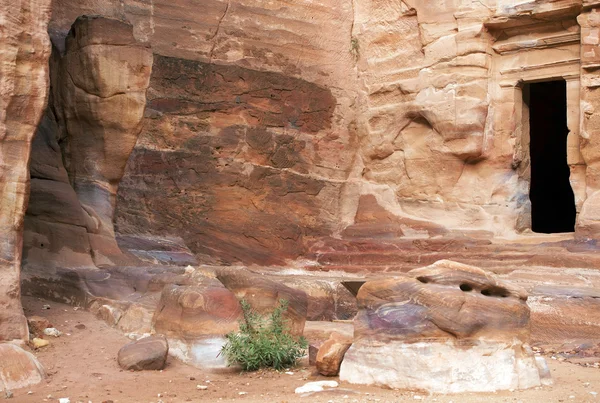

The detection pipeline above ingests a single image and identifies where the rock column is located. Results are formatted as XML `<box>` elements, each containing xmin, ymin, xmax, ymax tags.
<box><xmin>0</xmin><ymin>0</ymin><xmax>52</xmax><ymax>343</ymax></box>
<box><xmin>56</xmin><ymin>16</ymin><xmax>153</xmax><ymax>265</ymax></box>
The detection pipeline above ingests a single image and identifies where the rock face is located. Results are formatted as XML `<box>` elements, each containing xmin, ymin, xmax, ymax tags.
<box><xmin>316</xmin><ymin>332</ymin><xmax>352</xmax><ymax>377</ymax></box>
<box><xmin>30</xmin><ymin>0</ymin><xmax>599</xmax><ymax>271</ymax></box>
<box><xmin>49</xmin><ymin>0</ymin><xmax>357</xmax><ymax>267</ymax></box>
<box><xmin>7</xmin><ymin>0</ymin><xmax>600</xmax><ymax>381</ymax></box>
<box><xmin>0</xmin><ymin>344</ymin><xmax>45</xmax><ymax>392</ymax></box>
<box><xmin>340</xmin><ymin>260</ymin><xmax>550</xmax><ymax>393</ymax></box>
<box><xmin>0</xmin><ymin>0</ymin><xmax>52</xmax><ymax>343</ymax></box>
<box><xmin>117</xmin><ymin>335</ymin><xmax>169</xmax><ymax>371</ymax></box>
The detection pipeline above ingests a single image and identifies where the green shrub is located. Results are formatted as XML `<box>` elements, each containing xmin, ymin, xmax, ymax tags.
<box><xmin>220</xmin><ymin>299</ymin><xmax>308</xmax><ymax>371</ymax></box>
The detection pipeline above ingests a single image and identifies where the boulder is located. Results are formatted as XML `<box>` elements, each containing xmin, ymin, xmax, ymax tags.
<box><xmin>0</xmin><ymin>344</ymin><xmax>45</xmax><ymax>392</ymax></box>
<box><xmin>316</xmin><ymin>332</ymin><xmax>352</xmax><ymax>376</ymax></box>
<box><xmin>117</xmin><ymin>335</ymin><xmax>168</xmax><ymax>371</ymax></box>
<box><xmin>216</xmin><ymin>268</ymin><xmax>308</xmax><ymax>336</ymax></box>
<box><xmin>340</xmin><ymin>260</ymin><xmax>551</xmax><ymax>393</ymax></box>
<box><xmin>152</xmin><ymin>279</ymin><xmax>242</xmax><ymax>371</ymax></box>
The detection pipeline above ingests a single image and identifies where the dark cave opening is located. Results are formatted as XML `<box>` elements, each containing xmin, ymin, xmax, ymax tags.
<box><xmin>527</xmin><ymin>79</ymin><xmax>576</xmax><ymax>233</ymax></box>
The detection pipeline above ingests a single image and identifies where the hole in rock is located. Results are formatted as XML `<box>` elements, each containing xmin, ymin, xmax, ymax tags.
<box><xmin>416</xmin><ymin>276</ymin><xmax>429</xmax><ymax>284</ymax></box>
<box><xmin>527</xmin><ymin>79</ymin><xmax>576</xmax><ymax>233</ymax></box>
<box><xmin>481</xmin><ymin>286</ymin><xmax>509</xmax><ymax>298</ymax></box>
<box><xmin>459</xmin><ymin>284</ymin><xmax>473</xmax><ymax>292</ymax></box>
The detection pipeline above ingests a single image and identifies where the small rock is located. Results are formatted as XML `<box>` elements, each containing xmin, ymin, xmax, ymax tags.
<box><xmin>117</xmin><ymin>335</ymin><xmax>168</xmax><ymax>371</ymax></box>
<box><xmin>197</xmin><ymin>385</ymin><xmax>208</xmax><ymax>390</ymax></box>
<box><xmin>75</xmin><ymin>324</ymin><xmax>86</xmax><ymax>330</ymax></box>
<box><xmin>28</xmin><ymin>316</ymin><xmax>53</xmax><ymax>337</ymax></box>
<box><xmin>184</xmin><ymin>265</ymin><xmax>195</xmax><ymax>274</ymax></box>
<box><xmin>285</xmin><ymin>371</ymin><xmax>294</xmax><ymax>375</ymax></box>
<box><xmin>414</xmin><ymin>396</ymin><xmax>423</xmax><ymax>400</ymax></box>
<box><xmin>58</xmin><ymin>398</ymin><xmax>70</xmax><ymax>403</ymax></box>
<box><xmin>42</xmin><ymin>304</ymin><xmax>51</xmax><ymax>310</ymax></box>
<box><xmin>32</xmin><ymin>338</ymin><xmax>50</xmax><ymax>349</ymax></box>
<box><xmin>295</xmin><ymin>381</ymin><xmax>338</xmax><ymax>394</ymax></box>
<box><xmin>5</xmin><ymin>390</ymin><xmax>13</xmax><ymax>399</ymax></box>
<box><xmin>316</xmin><ymin>332</ymin><xmax>352</xmax><ymax>376</ymax></box>
<box><xmin>43</xmin><ymin>328</ymin><xmax>62</xmax><ymax>338</ymax></box>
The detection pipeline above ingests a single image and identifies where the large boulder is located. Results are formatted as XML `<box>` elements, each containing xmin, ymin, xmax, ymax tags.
<box><xmin>0</xmin><ymin>344</ymin><xmax>45</xmax><ymax>392</ymax></box>
<box><xmin>117</xmin><ymin>335</ymin><xmax>168</xmax><ymax>371</ymax></box>
<box><xmin>216</xmin><ymin>268</ymin><xmax>308</xmax><ymax>336</ymax></box>
<box><xmin>340</xmin><ymin>260</ymin><xmax>550</xmax><ymax>393</ymax></box>
<box><xmin>152</xmin><ymin>277</ymin><xmax>242</xmax><ymax>371</ymax></box>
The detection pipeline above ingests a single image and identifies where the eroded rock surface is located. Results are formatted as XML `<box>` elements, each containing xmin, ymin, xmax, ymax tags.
<box><xmin>340</xmin><ymin>260</ymin><xmax>550</xmax><ymax>393</ymax></box>
<box><xmin>23</xmin><ymin>15</ymin><xmax>153</xmax><ymax>274</ymax></box>
<box><xmin>0</xmin><ymin>0</ymin><xmax>52</xmax><ymax>343</ymax></box>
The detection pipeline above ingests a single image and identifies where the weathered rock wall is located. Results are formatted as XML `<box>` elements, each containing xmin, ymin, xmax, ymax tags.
<box><xmin>47</xmin><ymin>0</ymin><xmax>359</xmax><ymax>265</ymax></box>
<box><xmin>37</xmin><ymin>0</ymin><xmax>600</xmax><ymax>267</ymax></box>
<box><xmin>0</xmin><ymin>0</ymin><xmax>52</xmax><ymax>342</ymax></box>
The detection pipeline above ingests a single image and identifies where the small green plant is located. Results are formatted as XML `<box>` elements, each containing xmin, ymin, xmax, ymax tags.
<box><xmin>220</xmin><ymin>299</ymin><xmax>308</xmax><ymax>371</ymax></box>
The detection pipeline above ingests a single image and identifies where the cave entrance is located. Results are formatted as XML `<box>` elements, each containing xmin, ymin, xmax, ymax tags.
<box><xmin>527</xmin><ymin>79</ymin><xmax>576</xmax><ymax>233</ymax></box>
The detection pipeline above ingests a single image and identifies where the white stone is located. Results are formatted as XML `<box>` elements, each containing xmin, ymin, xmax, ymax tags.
<box><xmin>295</xmin><ymin>381</ymin><xmax>339</xmax><ymax>394</ymax></box>
<box><xmin>339</xmin><ymin>340</ymin><xmax>547</xmax><ymax>394</ymax></box>
<box><xmin>43</xmin><ymin>328</ymin><xmax>62</xmax><ymax>337</ymax></box>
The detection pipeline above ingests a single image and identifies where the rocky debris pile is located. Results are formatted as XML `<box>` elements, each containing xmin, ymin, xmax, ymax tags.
<box><xmin>27</xmin><ymin>315</ymin><xmax>62</xmax><ymax>350</ymax></box>
<box><xmin>340</xmin><ymin>260</ymin><xmax>552</xmax><ymax>393</ymax></box>
<box><xmin>27</xmin><ymin>316</ymin><xmax>53</xmax><ymax>338</ymax></box>
<box><xmin>117</xmin><ymin>335</ymin><xmax>169</xmax><ymax>371</ymax></box>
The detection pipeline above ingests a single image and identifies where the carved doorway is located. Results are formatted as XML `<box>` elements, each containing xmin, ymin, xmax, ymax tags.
<box><xmin>525</xmin><ymin>79</ymin><xmax>576</xmax><ymax>233</ymax></box>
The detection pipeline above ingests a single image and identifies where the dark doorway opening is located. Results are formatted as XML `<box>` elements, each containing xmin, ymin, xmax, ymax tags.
<box><xmin>528</xmin><ymin>79</ymin><xmax>576</xmax><ymax>233</ymax></box>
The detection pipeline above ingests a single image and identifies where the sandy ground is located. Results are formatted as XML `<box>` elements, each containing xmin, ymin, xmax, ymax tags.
<box><xmin>9</xmin><ymin>296</ymin><xmax>599</xmax><ymax>403</ymax></box>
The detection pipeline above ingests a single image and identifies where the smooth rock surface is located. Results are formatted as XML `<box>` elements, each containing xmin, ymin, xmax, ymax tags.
<box><xmin>340</xmin><ymin>260</ymin><xmax>549</xmax><ymax>393</ymax></box>
<box><xmin>117</xmin><ymin>335</ymin><xmax>168</xmax><ymax>371</ymax></box>
<box><xmin>0</xmin><ymin>344</ymin><xmax>45</xmax><ymax>391</ymax></box>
